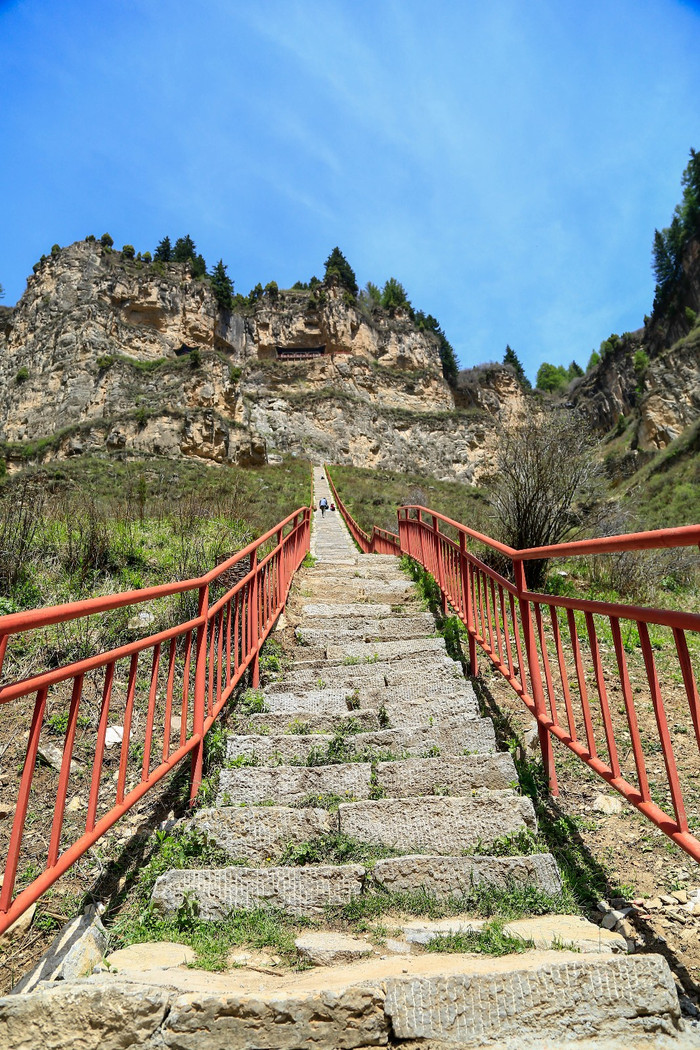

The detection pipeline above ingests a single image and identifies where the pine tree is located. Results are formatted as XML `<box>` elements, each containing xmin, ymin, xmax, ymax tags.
<box><xmin>323</xmin><ymin>247</ymin><xmax>358</xmax><ymax>297</ymax></box>
<box><xmin>210</xmin><ymin>260</ymin><xmax>234</xmax><ymax>310</ymax></box>
<box><xmin>503</xmin><ymin>345</ymin><xmax>531</xmax><ymax>390</ymax></box>
<box><xmin>154</xmin><ymin>236</ymin><xmax>172</xmax><ymax>262</ymax></box>
<box><xmin>567</xmin><ymin>360</ymin><xmax>584</xmax><ymax>379</ymax></box>
<box><xmin>173</xmin><ymin>235</ymin><xmax>197</xmax><ymax>263</ymax></box>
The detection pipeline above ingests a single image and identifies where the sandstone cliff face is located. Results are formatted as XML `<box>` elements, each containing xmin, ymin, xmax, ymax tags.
<box><xmin>0</xmin><ymin>241</ymin><xmax>525</xmax><ymax>479</ymax></box>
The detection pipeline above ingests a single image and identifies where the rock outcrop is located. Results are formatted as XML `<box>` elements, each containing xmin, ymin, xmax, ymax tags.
<box><xmin>0</xmin><ymin>241</ymin><xmax>525</xmax><ymax>479</ymax></box>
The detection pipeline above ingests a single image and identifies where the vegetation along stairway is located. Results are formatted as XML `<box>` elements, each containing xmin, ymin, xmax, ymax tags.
<box><xmin>1</xmin><ymin>467</ymin><xmax>696</xmax><ymax>1048</ymax></box>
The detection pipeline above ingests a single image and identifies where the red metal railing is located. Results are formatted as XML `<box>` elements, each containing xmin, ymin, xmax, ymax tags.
<box><xmin>328</xmin><ymin>471</ymin><xmax>700</xmax><ymax>863</ymax></box>
<box><xmin>0</xmin><ymin>507</ymin><xmax>311</xmax><ymax>935</ymax></box>
<box><xmin>397</xmin><ymin>507</ymin><xmax>700</xmax><ymax>862</ymax></box>
<box><xmin>326</xmin><ymin>470</ymin><xmax>401</xmax><ymax>555</ymax></box>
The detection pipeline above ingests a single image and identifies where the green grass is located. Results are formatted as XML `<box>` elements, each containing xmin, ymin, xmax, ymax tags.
<box><xmin>279</xmin><ymin>831</ymin><xmax>405</xmax><ymax>869</ymax></box>
<box><xmin>426</xmin><ymin>919</ymin><xmax>534</xmax><ymax>956</ymax></box>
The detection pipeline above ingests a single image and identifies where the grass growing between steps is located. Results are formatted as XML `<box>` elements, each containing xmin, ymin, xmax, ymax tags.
<box><xmin>334</xmin><ymin>879</ymin><xmax>575</xmax><ymax>932</ymax></box>
<box><xmin>279</xmin><ymin>831</ymin><xmax>406</xmax><ymax>869</ymax></box>
<box><xmin>426</xmin><ymin>920</ymin><xmax>535</xmax><ymax>956</ymax></box>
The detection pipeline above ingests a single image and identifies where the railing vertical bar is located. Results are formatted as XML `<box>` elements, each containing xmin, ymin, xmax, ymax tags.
<box><xmin>584</xmin><ymin>613</ymin><xmax>620</xmax><ymax>778</ymax></box>
<box><xmin>610</xmin><ymin>616</ymin><xmax>651</xmax><ymax>802</ymax></box>
<box><xmin>86</xmin><ymin>661</ymin><xmax>116</xmax><ymax>834</ymax></box>
<box><xmin>566</xmin><ymin>608</ymin><xmax>597</xmax><ymax>759</ymax></box>
<box><xmin>673</xmin><ymin>627</ymin><xmax>700</xmax><ymax>750</ymax></box>
<box><xmin>47</xmin><ymin>674</ymin><xmax>84</xmax><ymax>868</ymax></box>
<box><xmin>116</xmin><ymin>654</ymin><xmax>139</xmax><ymax>805</ymax></box>
<box><xmin>535</xmin><ymin>603</ymin><xmax>559</xmax><ymax>727</ymax></box>
<box><xmin>141</xmin><ymin>644</ymin><xmax>161</xmax><ymax>781</ymax></box>
<box><xmin>162</xmin><ymin>638</ymin><xmax>177</xmax><ymax>762</ymax></box>
<box><xmin>638</xmin><ymin>621</ymin><xmax>688</xmax><ymax>832</ymax></box>
<box><xmin>549</xmin><ymin>607</ymin><xmax>577</xmax><ymax>741</ymax></box>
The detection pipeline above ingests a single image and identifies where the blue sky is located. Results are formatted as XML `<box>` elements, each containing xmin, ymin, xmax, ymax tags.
<box><xmin>1</xmin><ymin>0</ymin><xmax>699</xmax><ymax>381</ymax></box>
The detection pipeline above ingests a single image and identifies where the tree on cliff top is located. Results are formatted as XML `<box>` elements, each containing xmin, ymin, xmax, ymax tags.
<box><xmin>210</xmin><ymin>260</ymin><xmax>234</xmax><ymax>310</ymax></box>
<box><xmin>324</xmin><ymin>247</ymin><xmax>358</xmax><ymax>297</ymax></box>
<box><xmin>503</xmin><ymin>345</ymin><xmax>531</xmax><ymax>390</ymax></box>
<box><xmin>154</xmin><ymin>236</ymin><xmax>172</xmax><ymax>262</ymax></box>
<box><xmin>415</xmin><ymin>310</ymin><xmax>459</xmax><ymax>386</ymax></box>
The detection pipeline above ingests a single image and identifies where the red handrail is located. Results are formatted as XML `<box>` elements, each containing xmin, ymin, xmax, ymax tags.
<box><xmin>0</xmin><ymin>506</ymin><xmax>311</xmax><ymax>935</ymax></box>
<box><xmin>326</xmin><ymin>468</ymin><xmax>401</xmax><ymax>556</ymax></box>
<box><xmin>329</xmin><ymin>471</ymin><xmax>700</xmax><ymax>864</ymax></box>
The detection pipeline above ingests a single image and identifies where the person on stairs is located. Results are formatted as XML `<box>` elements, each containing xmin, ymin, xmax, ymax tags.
<box><xmin>319</xmin><ymin>496</ymin><xmax>329</xmax><ymax>517</ymax></box>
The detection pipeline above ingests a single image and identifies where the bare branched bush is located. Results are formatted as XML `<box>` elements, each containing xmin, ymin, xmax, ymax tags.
<box><xmin>488</xmin><ymin>412</ymin><xmax>602</xmax><ymax>589</ymax></box>
<box><xmin>0</xmin><ymin>480</ymin><xmax>45</xmax><ymax>596</ymax></box>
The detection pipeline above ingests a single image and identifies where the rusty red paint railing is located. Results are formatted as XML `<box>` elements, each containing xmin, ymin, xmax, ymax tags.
<box><xmin>326</xmin><ymin>469</ymin><xmax>401</xmax><ymax>555</ymax></box>
<box><xmin>395</xmin><ymin>505</ymin><xmax>700</xmax><ymax>863</ymax></box>
<box><xmin>0</xmin><ymin>507</ymin><xmax>311</xmax><ymax>935</ymax></box>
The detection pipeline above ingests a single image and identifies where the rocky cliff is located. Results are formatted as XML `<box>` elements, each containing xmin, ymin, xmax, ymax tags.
<box><xmin>570</xmin><ymin>234</ymin><xmax>700</xmax><ymax>451</ymax></box>
<box><xmin>0</xmin><ymin>241</ymin><xmax>525</xmax><ymax>480</ymax></box>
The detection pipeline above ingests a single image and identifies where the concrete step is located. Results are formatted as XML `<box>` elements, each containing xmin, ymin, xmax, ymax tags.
<box><xmin>225</xmin><ymin>720</ymin><xmax>497</xmax><ymax>767</ymax></box>
<box><xmin>374</xmin><ymin>753</ymin><xmax>518</xmax><ymax>795</ymax></box>
<box><xmin>2</xmin><ymin>954</ymin><xmax>684</xmax><ymax>1049</ymax></box>
<box><xmin>217</xmin><ymin>761</ymin><xmax>372</xmax><ymax>805</ymax></box>
<box><xmin>151</xmin><ymin>863</ymin><xmax>365</xmax><ymax>918</ymax></box>
<box><xmin>337</xmin><ymin>794</ymin><xmax>536</xmax><ymax>854</ymax></box>
<box><xmin>191</xmin><ymin>806</ymin><xmax>334</xmax><ymax>863</ymax></box>
<box><xmin>236</xmin><ymin>708</ymin><xmax>381</xmax><ymax>735</ymax></box>
<box><xmin>373</xmin><ymin>851</ymin><xmax>562</xmax><ymax>898</ymax></box>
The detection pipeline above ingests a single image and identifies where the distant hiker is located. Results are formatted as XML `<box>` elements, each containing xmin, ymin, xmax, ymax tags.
<box><xmin>330</xmin><ymin>502</ymin><xmax>336</xmax><ymax>512</ymax></box>
<box><xmin>319</xmin><ymin>497</ymin><xmax>329</xmax><ymax>517</ymax></box>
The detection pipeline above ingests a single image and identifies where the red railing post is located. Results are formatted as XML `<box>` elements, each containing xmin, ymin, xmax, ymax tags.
<box><xmin>250</xmin><ymin>548</ymin><xmax>260</xmax><ymax>688</ymax></box>
<box><xmin>433</xmin><ymin>515</ymin><xmax>448</xmax><ymax>616</ymax></box>
<box><xmin>460</xmin><ymin>531</ymin><xmax>478</xmax><ymax>676</ymax></box>
<box><xmin>190</xmin><ymin>581</ymin><xmax>209</xmax><ymax>804</ymax></box>
<box><xmin>513</xmin><ymin>560</ymin><xmax>558</xmax><ymax>795</ymax></box>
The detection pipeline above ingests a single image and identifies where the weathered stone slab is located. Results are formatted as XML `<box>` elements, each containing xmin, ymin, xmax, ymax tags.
<box><xmin>383</xmin><ymin>955</ymin><xmax>680</xmax><ymax>1044</ymax></box>
<box><xmin>192</xmin><ymin>806</ymin><xmax>334</xmax><ymax>862</ymax></box>
<box><xmin>226</xmin><ymin>734</ymin><xmax>335</xmax><ymax>766</ymax></box>
<box><xmin>373</xmin><ymin>853</ymin><xmax>562</xmax><ymax>897</ymax></box>
<box><xmin>0</xmin><ymin>981</ymin><xmax>171</xmax><ymax>1049</ymax></box>
<box><xmin>300</xmin><ymin>602</ymin><xmax>393</xmax><ymax>619</ymax></box>
<box><xmin>237</xmin><ymin>708</ymin><xmax>380</xmax><ymax>735</ymax></box>
<box><xmin>151</xmin><ymin>864</ymin><xmax>365</xmax><ymax>918</ymax></box>
<box><xmin>338</xmin><ymin>794</ymin><xmax>536</xmax><ymax>854</ymax></box>
<box><xmin>261</xmin><ymin>689</ymin><xmax>352</xmax><ymax>713</ymax></box>
<box><xmin>294</xmin><ymin>931</ymin><xmax>374</xmax><ymax>965</ymax></box>
<box><xmin>385</xmin><ymin>654</ymin><xmax>466</xmax><ymax>687</ymax></box>
<box><xmin>325</xmin><ymin>637</ymin><xmax>446</xmax><ymax>664</ymax></box>
<box><xmin>303</xmin><ymin>577</ymin><xmax>413</xmax><ymax>598</ymax></box>
<box><xmin>401</xmin><ymin>914</ymin><xmax>628</xmax><ymax>953</ymax></box>
<box><xmin>381</xmin><ymin>691</ymin><xmax>480</xmax><ymax>724</ymax></box>
<box><xmin>162</xmin><ymin>982</ymin><xmax>389</xmax><ymax>1048</ymax></box>
<box><xmin>105</xmin><ymin>941</ymin><xmax>196</xmax><ymax>969</ymax></box>
<box><xmin>217</xmin><ymin>762</ymin><xmax>372</xmax><ymax>805</ymax></box>
<box><xmin>13</xmin><ymin>904</ymin><xmax>107</xmax><ymax>993</ymax></box>
<box><xmin>347</xmin><ymin>720</ymin><xmax>497</xmax><ymax>758</ymax></box>
<box><xmin>375</xmin><ymin>754</ymin><xmax>518</xmax><ymax>796</ymax></box>
<box><xmin>297</xmin><ymin>613</ymin><xmax>435</xmax><ymax>645</ymax></box>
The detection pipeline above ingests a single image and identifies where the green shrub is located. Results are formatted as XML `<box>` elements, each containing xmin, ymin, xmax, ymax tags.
<box><xmin>50</xmin><ymin>244</ymin><xmax>61</xmax><ymax>256</ymax></box>
<box><xmin>96</xmin><ymin>355</ymin><xmax>115</xmax><ymax>370</ymax></box>
<box><xmin>633</xmin><ymin>349</ymin><xmax>649</xmax><ymax>375</ymax></box>
<box><xmin>686</xmin><ymin>306</ymin><xmax>698</xmax><ymax>326</ymax></box>
<box><xmin>142</xmin><ymin>251</ymin><xmax>152</xmax><ymax>263</ymax></box>
<box><xmin>100</xmin><ymin>233</ymin><xmax>114</xmax><ymax>248</ymax></box>
<box><xmin>122</xmin><ymin>244</ymin><xmax>135</xmax><ymax>259</ymax></box>
<box><xmin>229</xmin><ymin>365</ymin><xmax>242</xmax><ymax>384</ymax></box>
<box><xmin>85</xmin><ymin>234</ymin><xmax>96</xmax><ymax>242</ymax></box>
<box><xmin>190</xmin><ymin>348</ymin><xmax>202</xmax><ymax>369</ymax></box>
<box><xmin>15</xmin><ymin>366</ymin><xmax>29</xmax><ymax>384</ymax></box>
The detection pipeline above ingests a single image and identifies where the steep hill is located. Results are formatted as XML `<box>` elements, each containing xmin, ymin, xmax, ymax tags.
<box><xmin>0</xmin><ymin>241</ymin><xmax>524</xmax><ymax>481</ymax></box>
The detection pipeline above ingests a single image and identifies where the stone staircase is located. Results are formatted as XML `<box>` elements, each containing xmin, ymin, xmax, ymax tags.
<box><xmin>2</xmin><ymin>467</ymin><xmax>696</xmax><ymax>1048</ymax></box>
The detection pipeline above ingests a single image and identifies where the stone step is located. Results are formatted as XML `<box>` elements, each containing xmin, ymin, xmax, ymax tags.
<box><xmin>380</xmin><ymin>690</ymin><xmax>480</xmax><ymax>723</ymax></box>
<box><xmin>236</xmin><ymin>708</ymin><xmax>381</xmax><ymax>735</ymax></box>
<box><xmin>260</xmin><ymin>690</ymin><xmax>355</xmax><ymax>714</ymax></box>
<box><xmin>374</xmin><ymin>753</ymin><xmax>518</xmax><ymax>796</ymax></box>
<box><xmin>225</xmin><ymin>720</ymin><xmax>497</xmax><ymax>767</ymax></box>
<box><xmin>373</xmin><ymin>851</ymin><xmax>563</xmax><ymax>898</ymax></box>
<box><xmin>401</xmin><ymin>914</ymin><xmax>627</xmax><ymax>953</ymax></box>
<box><xmin>266</xmin><ymin>652</ymin><xmax>463</xmax><ymax>694</ymax></box>
<box><xmin>301</xmin><ymin>577</ymin><xmax>414</xmax><ymax>599</ymax></box>
<box><xmin>191</xmin><ymin>806</ymin><xmax>334</xmax><ymax>862</ymax></box>
<box><xmin>324</xmin><ymin>636</ymin><xmax>446</xmax><ymax>664</ymax></box>
<box><xmin>1</xmin><ymin>954</ymin><xmax>682</xmax><ymax>1049</ymax></box>
<box><xmin>337</xmin><ymin>794</ymin><xmax>536</xmax><ymax>854</ymax></box>
<box><xmin>151</xmin><ymin>863</ymin><xmax>365</xmax><ymax>918</ymax></box>
<box><xmin>217</xmin><ymin>761</ymin><xmax>372</xmax><ymax>805</ymax></box>
<box><xmin>299</xmin><ymin>601</ymin><xmax>393</xmax><ymax>619</ymax></box>
<box><xmin>296</xmin><ymin>613</ymin><xmax>436</xmax><ymax>644</ymax></box>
